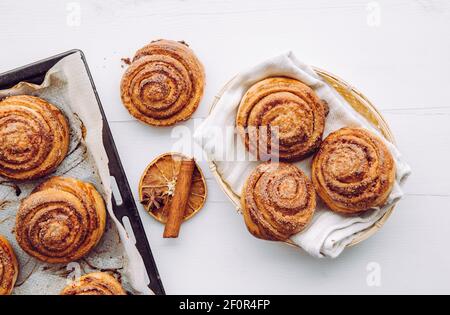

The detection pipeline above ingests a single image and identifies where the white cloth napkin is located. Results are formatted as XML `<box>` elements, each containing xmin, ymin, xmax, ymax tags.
<box><xmin>194</xmin><ymin>52</ymin><xmax>411</xmax><ymax>258</ymax></box>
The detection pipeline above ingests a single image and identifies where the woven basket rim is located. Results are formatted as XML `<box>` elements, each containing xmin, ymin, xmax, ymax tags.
<box><xmin>206</xmin><ymin>67</ymin><xmax>396</xmax><ymax>249</ymax></box>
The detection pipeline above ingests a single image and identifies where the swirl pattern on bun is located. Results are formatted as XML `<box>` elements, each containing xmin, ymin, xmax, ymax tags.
<box><xmin>15</xmin><ymin>177</ymin><xmax>106</xmax><ymax>264</ymax></box>
<box><xmin>236</xmin><ymin>77</ymin><xmax>328</xmax><ymax>162</ymax></box>
<box><xmin>241</xmin><ymin>162</ymin><xmax>316</xmax><ymax>241</ymax></box>
<box><xmin>0</xmin><ymin>236</ymin><xmax>19</xmax><ymax>295</ymax></box>
<box><xmin>61</xmin><ymin>272</ymin><xmax>126</xmax><ymax>295</ymax></box>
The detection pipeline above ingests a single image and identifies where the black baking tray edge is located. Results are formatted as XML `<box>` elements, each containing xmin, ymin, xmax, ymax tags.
<box><xmin>0</xmin><ymin>49</ymin><xmax>165</xmax><ymax>295</ymax></box>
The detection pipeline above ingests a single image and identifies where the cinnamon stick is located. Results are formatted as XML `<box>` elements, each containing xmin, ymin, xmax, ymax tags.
<box><xmin>163</xmin><ymin>158</ymin><xmax>195</xmax><ymax>238</ymax></box>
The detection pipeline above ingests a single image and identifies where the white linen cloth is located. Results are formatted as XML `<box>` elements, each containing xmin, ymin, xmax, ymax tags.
<box><xmin>194</xmin><ymin>52</ymin><xmax>411</xmax><ymax>258</ymax></box>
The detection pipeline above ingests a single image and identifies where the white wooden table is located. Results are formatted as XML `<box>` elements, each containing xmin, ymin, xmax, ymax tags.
<box><xmin>1</xmin><ymin>0</ymin><xmax>449</xmax><ymax>294</ymax></box>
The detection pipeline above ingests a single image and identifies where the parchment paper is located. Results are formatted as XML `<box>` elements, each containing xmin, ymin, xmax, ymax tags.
<box><xmin>0</xmin><ymin>52</ymin><xmax>153</xmax><ymax>295</ymax></box>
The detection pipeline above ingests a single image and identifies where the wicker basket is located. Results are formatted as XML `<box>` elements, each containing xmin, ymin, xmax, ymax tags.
<box><xmin>207</xmin><ymin>67</ymin><xmax>396</xmax><ymax>248</ymax></box>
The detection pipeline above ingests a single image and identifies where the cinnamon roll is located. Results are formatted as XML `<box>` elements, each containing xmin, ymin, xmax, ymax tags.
<box><xmin>61</xmin><ymin>272</ymin><xmax>126</xmax><ymax>295</ymax></box>
<box><xmin>0</xmin><ymin>236</ymin><xmax>19</xmax><ymax>295</ymax></box>
<box><xmin>16</xmin><ymin>176</ymin><xmax>106</xmax><ymax>264</ymax></box>
<box><xmin>241</xmin><ymin>162</ymin><xmax>316</xmax><ymax>241</ymax></box>
<box><xmin>312</xmin><ymin>128</ymin><xmax>396</xmax><ymax>214</ymax></box>
<box><xmin>236</xmin><ymin>77</ymin><xmax>328</xmax><ymax>162</ymax></box>
<box><xmin>0</xmin><ymin>95</ymin><xmax>70</xmax><ymax>180</ymax></box>
<box><xmin>121</xmin><ymin>39</ymin><xmax>205</xmax><ymax>126</ymax></box>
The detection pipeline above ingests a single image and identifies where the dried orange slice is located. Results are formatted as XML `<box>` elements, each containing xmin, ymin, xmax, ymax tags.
<box><xmin>138</xmin><ymin>152</ymin><xmax>207</xmax><ymax>223</ymax></box>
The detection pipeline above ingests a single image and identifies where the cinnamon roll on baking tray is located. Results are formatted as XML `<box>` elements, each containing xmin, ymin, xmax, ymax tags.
<box><xmin>0</xmin><ymin>95</ymin><xmax>70</xmax><ymax>180</ymax></box>
<box><xmin>61</xmin><ymin>272</ymin><xmax>126</xmax><ymax>295</ymax></box>
<box><xmin>0</xmin><ymin>235</ymin><xmax>19</xmax><ymax>295</ymax></box>
<box><xmin>15</xmin><ymin>176</ymin><xmax>106</xmax><ymax>264</ymax></box>
<box><xmin>241</xmin><ymin>162</ymin><xmax>316</xmax><ymax>241</ymax></box>
<box><xmin>121</xmin><ymin>39</ymin><xmax>205</xmax><ymax>126</ymax></box>
<box><xmin>312</xmin><ymin>127</ymin><xmax>396</xmax><ymax>215</ymax></box>
<box><xmin>236</xmin><ymin>77</ymin><xmax>328</xmax><ymax>162</ymax></box>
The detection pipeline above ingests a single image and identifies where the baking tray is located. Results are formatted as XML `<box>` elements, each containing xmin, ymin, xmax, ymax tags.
<box><xmin>0</xmin><ymin>49</ymin><xmax>165</xmax><ymax>295</ymax></box>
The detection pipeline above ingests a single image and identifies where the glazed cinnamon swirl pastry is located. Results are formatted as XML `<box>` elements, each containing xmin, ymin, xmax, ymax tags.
<box><xmin>61</xmin><ymin>272</ymin><xmax>126</xmax><ymax>295</ymax></box>
<box><xmin>0</xmin><ymin>95</ymin><xmax>70</xmax><ymax>180</ymax></box>
<box><xmin>16</xmin><ymin>176</ymin><xmax>106</xmax><ymax>264</ymax></box>
<box><xmin>121</xmin><ymin>39</ymin><xmax>205</xmax><ymax>126</ymax></box>
<box><xmin>236</xmin><ymin>77</ymin><xmax>328</xmax><ymax>162</ymax></box>
<box><xmin>312</xmin><ymin>128</ymin><xmax>396</xmax><ymax>214</ymax></box>
<box><xmin>0</xmin><ymin>236</ymin><xmax>19</xmax><ymax>295</ymax></box>
<box><xmin>241</xmin><ymin>162</ymin><xmax>316</xmax><ymax>241</ymax></box>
